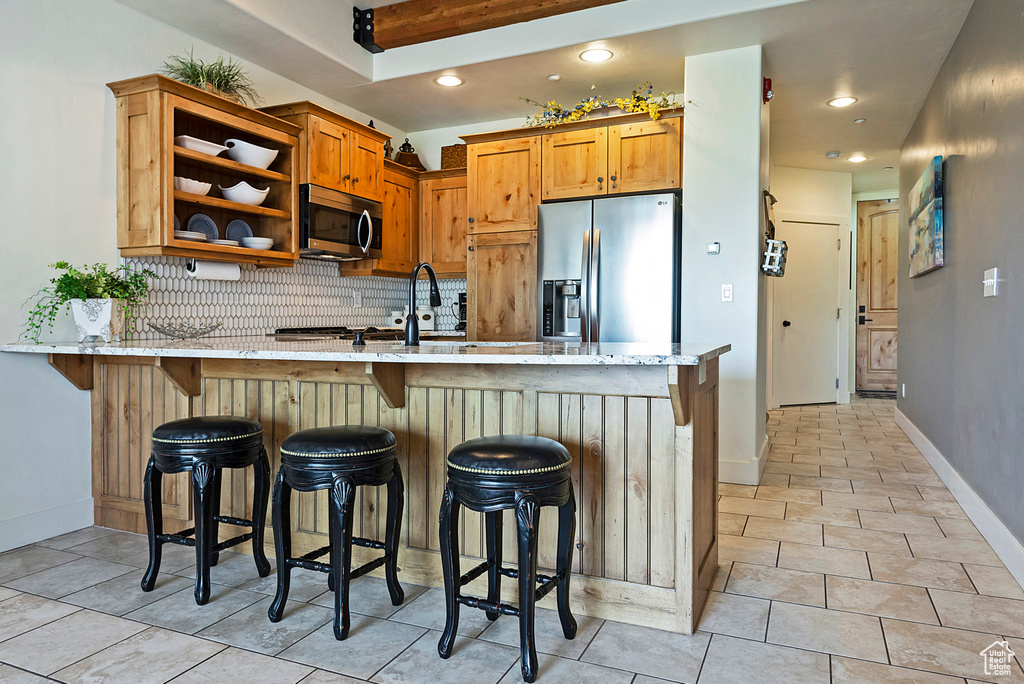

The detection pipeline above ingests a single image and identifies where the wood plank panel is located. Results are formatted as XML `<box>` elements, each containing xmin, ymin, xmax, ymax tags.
<box><xmin>649</xmin><ymin>398</ymin><xmax>675</xmax><ymax>588</ymax></box>
<box><xmin>407</xmin><ymin>386</ymin><xmax>429</xmax><ymax>549</ymax></box>
<box><xmin>626</xmin><ymin>397</ymin><xmax>650</xmax><ymax>584</ymax></box>
<box><xmin>602</xmin><ymin>396</ymin><xmax>626</xmax><ymax>581</ymax></box>
<box><xmin>462</xmin><ymin>390</ymin><xmax>484</xmax><ymax>558</ymax></box>
<box><xmin>580</xmin><ymin>395</ymin><xmax>604</xmax><ymax>577</ymax></box>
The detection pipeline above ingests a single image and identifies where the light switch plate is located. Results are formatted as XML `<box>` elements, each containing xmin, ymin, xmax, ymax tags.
<box><xmin>707</xmin><ymin>241</ymin><xmax>721</xmax><ymax>255</ymax></box>
<box><xmin>983</xmin><ymin>268</ymin><xmax>998</xmax><ymax>297</ymax></box>
<box><xmin>353</xmin><ymin>291</ymin><xmax>363</xmax><ymax>307</ymax></box>
<box><xmin>721</xmin><ymin>284</ymin><xmax>733</xmax><ymax>302</ymax></box>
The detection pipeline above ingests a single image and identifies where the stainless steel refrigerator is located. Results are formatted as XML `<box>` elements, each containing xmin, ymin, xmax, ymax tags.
<box><xmin>538</xmin><ymin>192</ymin><xmax>681</xmax><ymax>344</ymax></box>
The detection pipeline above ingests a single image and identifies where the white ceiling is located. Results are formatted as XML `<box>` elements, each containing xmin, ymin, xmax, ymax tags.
<box><xmin>117</xmin><ymin>0</ymin><xmax>974</xmax><ymax>192</ymax></box>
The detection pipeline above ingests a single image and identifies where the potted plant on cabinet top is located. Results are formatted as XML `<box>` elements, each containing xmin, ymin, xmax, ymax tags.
<box><xmin>161</xmin><ymin>49</ymin><xmax>261</xmax><ymax>106</ymax></box>
<box><xmin>24</xmin><ymin>262</ymin><xmax>154</xmax><ymax>344</ymax></box>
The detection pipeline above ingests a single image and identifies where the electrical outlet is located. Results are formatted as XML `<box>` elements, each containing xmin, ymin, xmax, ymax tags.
<box><xmin>721</xmin><ymin>284</ymin><xmax>733</xmax><ymax>302</ymax></box>
<box><xmin>353</xmin><ymin>291</ymin><xmax>363</xmax><ymax>308</ymax></box>
<box><xmin>983</xmin><ymin>268</ymin><xmax>999</xmax><ymax>297</ymax></box>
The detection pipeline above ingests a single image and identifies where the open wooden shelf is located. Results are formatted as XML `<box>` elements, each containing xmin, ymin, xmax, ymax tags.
<box><xmin>175</xmin><ymin>190</ymin><xmax>291</xmax><ymax>219</ymax></box>
<box><xmin>174</xmin><ymin>146</ymin><xmax>291</xmax><ymax>183</ymax></box>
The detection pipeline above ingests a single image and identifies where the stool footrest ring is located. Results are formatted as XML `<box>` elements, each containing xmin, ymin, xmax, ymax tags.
<box><xmin>213</xmin><ymin>532</ymin><xmax>254</xmax><ymax>552</ymax></box>
<box><xmin>283</xmin><ymin>540</ymin><xmax>391</xmax><ymax>579</ymax></box>
<box><xmin>214</xmin><ymin>515</ymin><xmax>252</xmax><ymax>528</ymax></box>
<box><xmin>457</xmin><ymin>594</ymin><xmax>521</xmax><ymax>618</ymax></box>
<box><xmin>157</xmin><ymin>530</ymin><xmax>197</xmax><ymax>547</ymax></box>
<box><xmin>460</xmin><ymin>558</ymin><xmax>495</xmax><ymax>586</ymax></box>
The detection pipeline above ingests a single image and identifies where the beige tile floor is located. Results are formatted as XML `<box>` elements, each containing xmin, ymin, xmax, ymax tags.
<box><xmin>1</xmin><ymin>397</ymin><xmax>1023</xmax><ymax>683</ymax></box>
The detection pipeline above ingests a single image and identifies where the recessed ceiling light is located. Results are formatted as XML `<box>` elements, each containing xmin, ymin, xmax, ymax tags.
<box><xmin>853</xmin><ymin>118</ymin><xmax>866</xmax><ymax>124</ymax></box>
<box><xmin>848</xmin><ymin>155</ymin><xmax>868</xmax><ymax>163</ymax></box>
<box><xmin>434</xmin><ymin>75</ymin><xmax>463</xmax><ymax>87</ymax></box>
<box><xmin>828</xmin><ymin>97</ymin><xmax>858</xmax><ymax>107</ymax></box>
<box><xmin>825</xmin><ymin>151</ymin><xmax>841</xmax><ymax>159</ymax></box>
<box><xmin>883</xmin><ymin>166</ymin><xmax>894</xmax><ymax>171</ymax></box>
<box><xmin>580</xmin><ymin>48</ymin><xmax>613</xmax><ymax>63</ymax></box>
<box><xmin>547</xmin><ymin>74</ymin><xmax>561</xmax><ymax>81</ymax></box>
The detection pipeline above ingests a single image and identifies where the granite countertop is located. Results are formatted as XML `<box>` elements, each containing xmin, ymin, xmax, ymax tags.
<box><xmin>1</xmin><ymin>336</ymin><xmax>730</xmax><ymax>366</ymax></box>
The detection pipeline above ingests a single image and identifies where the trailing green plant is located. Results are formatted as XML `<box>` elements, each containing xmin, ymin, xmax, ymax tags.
<box><xmin>521</xmin><ymin>82</ymin><xmax>683</xmax><ymax>128</ymax></box>
<box><xmin>22</xmin><ymin>262</ymin><xmax>155</xmax><ymax>343</ymax></box>
<box><xmin>162</xmin><ymin>48</ymin><xmax>261</xmax><ymax>106</ymax></box>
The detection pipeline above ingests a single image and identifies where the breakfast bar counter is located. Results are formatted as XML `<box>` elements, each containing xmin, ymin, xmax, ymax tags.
<box><xmin>2</xmin><ymin>337</ymin><xmax>729</xmax><ymax>634</ymax></box>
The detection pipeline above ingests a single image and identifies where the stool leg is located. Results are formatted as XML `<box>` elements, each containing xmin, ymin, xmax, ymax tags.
<box><xmin>329</xmin><ymin>475</ymin><xmax>356</xmax><ymax>640</ymax></box>
<box><xmin>384</xmin><ymin>461</ymin><xmax>405</xmax><ymax>606</ymax></box>
<box><xmin>437</xmin><ymin>486</ymin><xmax>461</xmax><ymax>659</ymax></box>
<box><xmin>485</xmin><ymin>511</ymin><xmax>503</xmax><ymax>621</ymax></box>
<box><xmin>516</xmin><ymin>494</ymin><xmax>541</xmax><ymax>683</ymax></box>
<box><xmin>209</xmin><ymin>469</ymin><xmax>222</xmax><ymax>567</ymax></box>
<box><xmin>192</xmin><ymin>460</ymin><xmax>216</xmax><ymax>605</ymax></box>
<box><xmin>268</xmin><ymin>469</ymin><xmax>291</xmax><ymax>622</ymax></box>
<box><xmin>556</xmin><ymin>487</ymin><xmax>578</xmax><ymax>639</ymax></box>
<box><xmin>251</xmin><ymin>447</ymin><xmax>272</xmax><ymax>577</ymax></box>
<box><xmin>141</xmin><ymin>456</ymin><xmax>163</xmax><ymax>592</ymax></box>
<box><xmin>327</xmin><ymin>518</ymin><xmax>336</xmax><ymax>593</ymax></box>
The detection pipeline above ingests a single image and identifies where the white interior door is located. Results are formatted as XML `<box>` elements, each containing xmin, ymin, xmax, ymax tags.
<box><xmin>773</xmin><ymin>221</ymin><xmax>841</xmax><ymax>406</ymax></box>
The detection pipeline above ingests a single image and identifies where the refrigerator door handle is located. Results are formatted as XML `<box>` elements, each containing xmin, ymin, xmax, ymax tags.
<box><xmin>580</xmin><ymin>229</ymin><xmax>591</xmax><ymax>343</ymax></box>
<box><xmin>590</xmin><ymin>228</ymin><xmax>600</xmax><ymax>342</ymax></box>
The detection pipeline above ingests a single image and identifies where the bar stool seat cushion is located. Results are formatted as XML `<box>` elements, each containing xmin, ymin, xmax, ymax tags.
<box><xmin>152</xmin><ymin>416</ymin><xmax>264</xmax><ymax>456</ymax></box>
<box><xmin>447</xmin><ymin>436</ymin><xmax>570</xmax><ymax>477</ymax></box>
<box><xmin>281</xmin><ymin>426</ymin><xmax>397</xmax><ymax>464</ymax></box>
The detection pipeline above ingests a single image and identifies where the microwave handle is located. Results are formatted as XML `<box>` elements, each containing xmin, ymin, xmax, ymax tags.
<box><xmin>358</xmin><ymin>209</ymin><xmax>373</xmax><ymax>254</ymax></box>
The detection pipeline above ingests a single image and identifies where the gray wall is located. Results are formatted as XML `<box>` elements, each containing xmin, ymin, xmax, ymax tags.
<box><xmin>899</xmin><ymin>0</ymin><xmax>1024</xmax><ymax>543</ymax></box>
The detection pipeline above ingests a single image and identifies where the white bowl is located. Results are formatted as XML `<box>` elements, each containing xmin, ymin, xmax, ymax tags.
<box><xmin>241</xmin><ymin>237</ymin><xmax>274</xmax><ymax>250</ymax></box>
<box><xmin>224</xmin><ymin>138</ymin><xmax>279</xmax><ymax>170</ymax></box>
<box><xmin>174</xmin><ymin>135</ymin><xmax>229</xmax><ymax>156</ymax></box>
<box><xmin>174</xmin><ymin>176</ymin><xmax>212</xmax><ymax>196</ymax></box>
<box><xmin>219</xmin><ymin>181</ymin><xmax>270</xmax><ymax>206</ymax></box>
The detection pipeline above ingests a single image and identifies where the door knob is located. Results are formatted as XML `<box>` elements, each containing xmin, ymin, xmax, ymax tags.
<box><xmin>858</xmin><ymin>316</ymin><xmax>873</xmax><ymax>324</ymax></box>
<box><xmin>782</xmin><ymin>320</ymin><xmax>791</xmax><ymax>327</ymax></box>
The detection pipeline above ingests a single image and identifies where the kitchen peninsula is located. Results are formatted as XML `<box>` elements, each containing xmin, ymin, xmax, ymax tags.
<box><xmin>0</xmin><ymin>338</ymin><xmax>727</xmax><ymax>634</ymax></box>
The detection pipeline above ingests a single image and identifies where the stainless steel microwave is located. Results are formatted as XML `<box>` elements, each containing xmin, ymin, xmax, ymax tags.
<box><xmin>299</xmin><ymin>184</ymin><xmax>383</xmax><ymax>261</ymax></box>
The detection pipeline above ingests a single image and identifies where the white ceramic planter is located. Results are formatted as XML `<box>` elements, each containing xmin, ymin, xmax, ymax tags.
<box><xmin>71</xmin><ymin>299</ymin><xmax>124</xmax><ymax>343</ymax></box>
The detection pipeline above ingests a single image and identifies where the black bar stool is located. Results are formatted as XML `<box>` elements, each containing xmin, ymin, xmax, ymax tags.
<box><xmin>438</xmin><ymin>435</ymin><xmax>577</xmax><ymax>683</ymax></box>
<box><xmin>142</xmin><ymin>416</ymin><xmax>271</xmax><ymax>605</ymax></box>
<box><xmin>268</xmin><ymin>425</ymin><xmax>405</xmax><ymax>640</ymax></box>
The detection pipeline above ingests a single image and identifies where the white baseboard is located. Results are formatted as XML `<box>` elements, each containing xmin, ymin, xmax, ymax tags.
<box><xmin>895</xmin><ymin>408</ymin><xmax>1024</xmax><ymax>590</ymax></box>
<box><xmin>0</xmin><ymin>498</ymin><xmax>94</xmax><ymax>552</ymax></box>
<box><xmin>721</xmin><ymin>434</ymin><xmax>769</xmax><ymax>486</ymax></box>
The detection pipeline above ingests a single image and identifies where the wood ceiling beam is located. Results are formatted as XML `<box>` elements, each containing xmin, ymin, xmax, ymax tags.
<box><xmin>371</xmin><ymin>0</ymin><xmax>627</xmax><ymax>51</ymax></box>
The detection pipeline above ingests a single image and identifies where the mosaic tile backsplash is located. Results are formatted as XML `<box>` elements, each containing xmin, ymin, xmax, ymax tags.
<box><xmin>125</xmin><ymin>257</ymin><xmax>466</xmax><ymax>339</ymax></box>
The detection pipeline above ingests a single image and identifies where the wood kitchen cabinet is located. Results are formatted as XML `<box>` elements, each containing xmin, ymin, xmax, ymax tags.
<box><xmin>340</xmin><ymin>160</ymin><xmax>419</xmax><ymax>277</ymax></box>
<box><xmin>107</xmin><ymin>74</ymin><xmax>300</xmax><ymax>268</ymax></box>
<box><xmin>261</xmin><ymin>101</ymin><xmax>388</xmax><ymax>203</ymax></box>
<box><xmin>540</xmin><ymin>114</ymin><xmax>681</xmax><ymax>199</ymax></box>
<box><xmin>467</xmin><ymin>230</ymin><xmax>537</xmax><ymax>341</ymax></box>
<box><xmin>419</xmin><ymin>169</ymin><xmax>467</xmax><ymax>277</ymax></box>
<box><xmin>466</xmin><ymin>136</ymin><xmax>540</xmax><ymax>234</ymax></box>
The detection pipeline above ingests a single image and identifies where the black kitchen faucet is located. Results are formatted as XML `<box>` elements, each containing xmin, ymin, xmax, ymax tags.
<box><xmin>405</xmin><ymin>262</ymin><xmax>442</xmax><ymax>346</ymax></box>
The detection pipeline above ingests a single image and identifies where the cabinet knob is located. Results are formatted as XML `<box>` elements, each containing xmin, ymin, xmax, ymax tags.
<box><xmin>468</xmin><ymin>246</ymin><xmax>474</xmax><ymax>251</ymax></box>
<box><xmin>468</xmin><ymin>217</ymin><xmax>474</xmax><ymax>223</ymax></box>
<box><xmin>343</xmin><ymin>174</ymin><xmax>351</xmax><ymax>181</ymax></box>
<box><xmin>353</xmin><ymin>177</ymin><xmax>359</xmax><ymax>183</ymax></box>
<box><xmin>597</xmin><ymin>176</ymin><xmax>604</xmax><ymax>183</ymax></box>
<box><xmin>610</xmin><ymin>175</ymin><xmax>617</xmax><ymax>182</ymax></box>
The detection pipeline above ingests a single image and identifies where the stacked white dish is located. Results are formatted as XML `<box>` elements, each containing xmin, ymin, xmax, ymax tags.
<box><xmin>174</xmin><ymin>135</ymin><xmax>228</xmax><ymax>156</ymax></box>
<box><xmin>175</xmin><ymin>230</ymin><xmax>207</xmax><ymax>242</ymax></box>
<box><xmin>175</xmin><ymin>176</ymin><xmax>212</xmax><ymax>195</ymax></box>
<box><xmin>224</xmin><ymin>139</ymin><xmax>278</xmax><ymax>169</ymax></box>
<box><xmin>241</xmin><ymin>237</ymin><xmax>274</xmax><ymax>250</ymax></box>
<box><xmin>210</xmin><ymin>239</ymin><xmax>239</xmax><ymax>247</ymax></box>
<box><xmin>219</xmin><ymin>181</ymin><xmax>270</xmax><ymax>206</ymax></box>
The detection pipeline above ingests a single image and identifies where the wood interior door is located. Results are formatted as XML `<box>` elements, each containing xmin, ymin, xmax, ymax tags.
<box><xmin>467</xmin><ymin>230</ymin><xmax>537</xmax><ymax>341</ymax></box>
<box><xmin>542</xmin><ymin>127</ymin><xmax>608</xmax><ymax>199</ymax></box>
<box><xmin>608</xmin><ymin>117</ymin><xmax>681</xmax><ymax>194</ymax></box>
<box><xmin>467</xmin><ymin>137</ymin><xmax>540</xmax><ymax>234</ymax></box>
<box><xmin>308</xmin><ymin>116</ymin><xmax>352</xmax><ymax>194</ymax></box>
<box><xmin>421</xmin><ymin>174</ymin><xmax>468</xmax><ymax>276</ymax></box>
<box><xmin>350</xmin><ymin>132</ymin><xmax>384</xmax><ymax>202</ymax></box>
<box><xmin>856</xmin><ymin>199</ymin><xmax>899</xmax><ymax>391</ymax></box>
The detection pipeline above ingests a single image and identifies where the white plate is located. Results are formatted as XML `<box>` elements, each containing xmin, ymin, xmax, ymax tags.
<box><xmin>225</xmin><ymin>219</ymin><xmax>253</xmax><ymax>241</ymax></box>
<box><xmin>174</xmin><ymin>135</ymin><xmax>228</xmax><ymax>156</ymax></box>
<box><xmin>241</xmin><ymin>237</ymin><xmax>274</xmax><ymax>250</ymax></box>
<box><xmin>210</xmin><ymin>239</ymin><xmax>239</xmax><ymax>247</ymax></box>
<box><xmin>175</xmin><ymin>230</ymin><xmax>207</xmax><ymax>242</ymax></box>
<box><xmin>186</xmin><ymin>214</ymin><xmax>218</xmax><ymax>241</ymax></box>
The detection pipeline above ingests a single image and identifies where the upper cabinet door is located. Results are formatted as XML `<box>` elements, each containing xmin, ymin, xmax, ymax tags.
<box><xmin>376</xmin><ymin>167</ymin><xmax>418</xmax><ymax>274</ymax></box>
<box><xmin>468</xmin><ymin>136</ymin><xmax>540</xmax><ymax>234</ymax></box>
<box><xmin>542</xmin><ymin>127</ymin><xmax>608</xmax><ymax>200</ymax></box>
<box><xmin>308</xmin><ymin>116</ymin><xmax>352</xmax><ymax>193</ymax></box>
<box><xmin>350</xmin><ymin>132</ymin><xmax>384</xmax><ymax>202</ymax></box>
<box><xmin>608</xmin><ymin>118</ymin><xmax>681</xmax><ymax>194</ymax></box>
<box><xmin>421</xmin><ymin>174</ymin><xmax>468</xmax><ymax>277</ymax></box>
